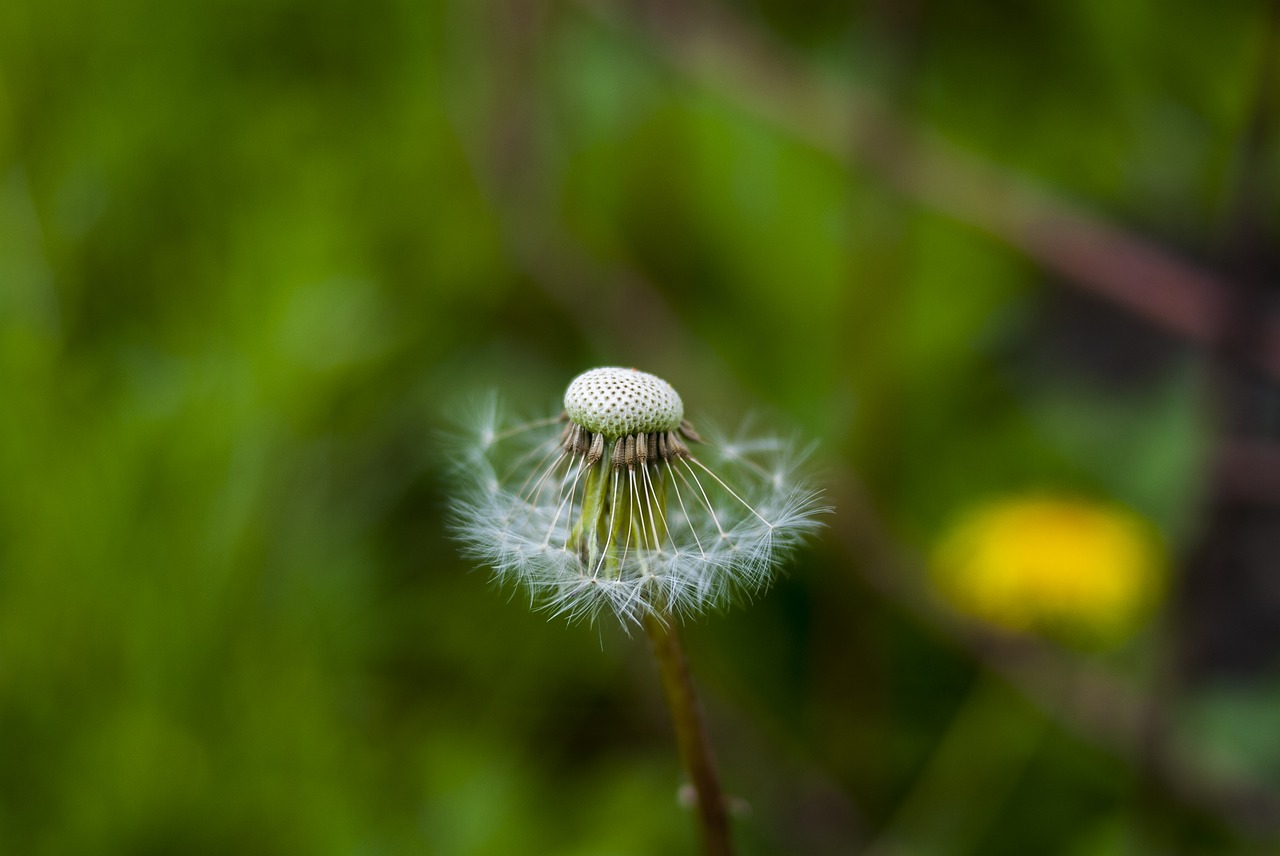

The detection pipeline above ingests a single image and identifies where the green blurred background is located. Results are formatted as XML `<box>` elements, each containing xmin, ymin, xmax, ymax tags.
<box><xmin>3</xmin><ymin>0</ymin><xmax>1279</xmax><ymax>853</ymax></box>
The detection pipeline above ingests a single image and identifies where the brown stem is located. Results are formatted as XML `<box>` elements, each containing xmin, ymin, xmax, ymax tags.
<box><xmin>642</xmin><ymin>612</ymin><xmax>734</xmax><ymax>856</ymax></box>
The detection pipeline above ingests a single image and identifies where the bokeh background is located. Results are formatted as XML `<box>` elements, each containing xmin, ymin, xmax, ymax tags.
<box><xmin>3</xmin><ymin>0</ymin><xmax>1280</xmax><ymax>853</ymax></box>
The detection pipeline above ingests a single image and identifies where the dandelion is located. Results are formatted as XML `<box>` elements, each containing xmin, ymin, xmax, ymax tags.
<box><xmin>450</xmin><ymin>366</ymin><xmax>825</xmax><ymax>625</ymax></box>
<box><xmin>931</xmin><ymin>494</ymin><xmax>1165</xmax><ymax>645</ymax></box>
<box><xmin>449</xmin><ymin>366</ymin><xmax>826</xmax><ymax>856</ymax></box>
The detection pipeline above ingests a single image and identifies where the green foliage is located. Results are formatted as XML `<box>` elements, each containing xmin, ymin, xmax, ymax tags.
<box><xmin>1</xmin><ymin>0</ymin><xmax>1275</xmax><ymax>853</ymax></box>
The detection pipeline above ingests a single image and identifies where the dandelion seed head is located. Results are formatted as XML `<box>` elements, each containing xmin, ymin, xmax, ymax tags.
<box><xmin>449</xmin><ymin>368</ymin><xmax>827</xmax><ymax>625</ymax></box>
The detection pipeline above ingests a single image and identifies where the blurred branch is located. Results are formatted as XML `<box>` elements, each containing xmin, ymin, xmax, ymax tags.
<box><xmin>583</xmin><ymin>0</ymin><xmax>1280</xmax><ymax>380</ymax></box>
<box><xmin>1173</xmin><ymin>0</ymin><xmax>1280</xmax><ymax>693</ymax></box>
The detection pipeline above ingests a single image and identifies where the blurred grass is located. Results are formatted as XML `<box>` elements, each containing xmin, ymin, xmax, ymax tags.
<box><xmin>1</xmin><ymin>0</ymin><xmax>1277</xmax><ymax>853</ymax></box>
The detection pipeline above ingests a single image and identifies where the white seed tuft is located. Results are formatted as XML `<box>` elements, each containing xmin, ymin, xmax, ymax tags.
<box><xmin>564</xmin><ymin>367</ymin><xmax>683</xmax><ymax>438</ymax></box>
<box><xmin>448</xmin><ymin>389</ymin><xmax>827</xmax><ymax>625</ymax></box>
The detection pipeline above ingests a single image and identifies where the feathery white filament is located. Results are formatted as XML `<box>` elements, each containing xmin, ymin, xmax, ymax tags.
<box><xmin>450</xmin><ymin>395</ymin><xmax>826</xmax><ymax>624</ymax></box>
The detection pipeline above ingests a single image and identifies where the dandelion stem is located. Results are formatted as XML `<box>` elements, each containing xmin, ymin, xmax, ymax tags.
<box><xmin>642</xmin><ymin>611</ymin><xmax>734</xmax><ymax>856</ymax></box>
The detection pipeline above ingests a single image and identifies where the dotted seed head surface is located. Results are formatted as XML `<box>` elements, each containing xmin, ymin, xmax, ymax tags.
<box><xmin>564</xmin><ymin>367</ymin><xmax>684</xmax><ymax>438</ymax></box>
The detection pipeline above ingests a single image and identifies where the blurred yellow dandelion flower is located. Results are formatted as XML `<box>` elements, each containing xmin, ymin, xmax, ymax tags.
<box><xmin>931</xmin><ymin>495</ymin><xmax>1164</xmax><ymax>643</ymax></box>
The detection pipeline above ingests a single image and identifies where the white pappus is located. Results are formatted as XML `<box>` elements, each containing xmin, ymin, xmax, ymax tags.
<box><xmin>449</xmin><ymin>367</ymin><xmax>827</xmax><ymax>625</ymax></box>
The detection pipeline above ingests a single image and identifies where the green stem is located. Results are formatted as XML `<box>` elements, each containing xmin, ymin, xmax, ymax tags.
<box><xmin>569</xmin><ymin>442</ymin><xmax>726</xmax><ymax>851</ymax></box>
<box><xmin>643</xmin><ymin>612</ymin><xmax>734</xmax><ymax>856</ymax></box>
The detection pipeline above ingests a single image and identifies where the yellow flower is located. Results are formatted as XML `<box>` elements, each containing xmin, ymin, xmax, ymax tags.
<box><xmin>931</xmin><ymin>495</ymin><xmax>1164</xmax><ymax>644</ymax></box>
